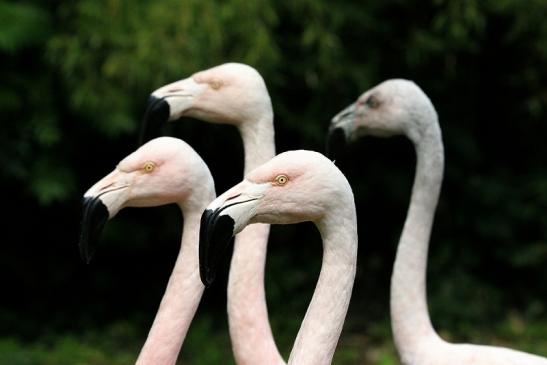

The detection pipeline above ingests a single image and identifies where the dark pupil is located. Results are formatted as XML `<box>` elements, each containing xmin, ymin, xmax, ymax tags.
<box><xmin>366</xmin><ymin>96</ymin><xmax>377</xmax><ymax>107</ymax></box>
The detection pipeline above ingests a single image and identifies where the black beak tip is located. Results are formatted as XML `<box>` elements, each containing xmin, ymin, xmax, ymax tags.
<box><xmin>326</xmin><ymin>126</ymin><xmax>348</xmax><ymax>160</ymax></box>
<box><xmin>79</xmin><ymin>196</ymin><xmax>109</xmax><ymax>264</ymax></box>
<box><xmin>139</xmin><ymin>95</ymin><xmax>170</xmax><ymax>145</ymax></box>
<box><xmin>199</xmin><ymin>209</ymin><xmax>236</xmax><ymax>287</ymax></box>
<box><xmin>200</xmin><ymin>267</ymin><xmax>215</xmax><ymax>288</ymax></box>
<box><xmin>199</xmin><ymin>209</ymin><xmax>215</xmax><ymax>286</ymax></box>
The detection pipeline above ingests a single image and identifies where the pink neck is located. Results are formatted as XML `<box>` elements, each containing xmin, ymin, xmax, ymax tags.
<box><xmin>136</xmin><ymin>209</ymin><xmax>204</xmax><ymax>365</ymax></box>
<box><xmin>229</xmin><ymin>224</ymin><xmax>279</xmax><ymax>364</ymax></box>
<box><xmin>226</xmin><ymin>115</ymin><xmax>285</xmax><ymax>365</ymax></box>
<box><xmin>288</xmin><ymin>212</ymin><xmax>358</xmax><ymax>365</ymax></box>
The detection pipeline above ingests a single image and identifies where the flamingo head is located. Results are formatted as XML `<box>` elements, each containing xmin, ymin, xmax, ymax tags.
<box><xmin>79</xmin><ymin>137</ymin><xmax>214</xmax><ymax>263</ymax></box>
<box><xmin>198</xmin><ymin>150</ymin><xmax>353</xmax><ymax>287</ymax></box>
<box><xmin>327</xmin><ymin>79</ymin><xmax>437</xmax><ymax>158</ymax></box>
<box><xmin>140</xmin><ymin>63</ymin><xmax>272</xmax><ymax>144</ymax></box>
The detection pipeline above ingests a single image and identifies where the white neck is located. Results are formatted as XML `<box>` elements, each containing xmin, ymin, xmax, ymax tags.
<box><xmin>390</xmin><ymin>121</ymin><xmax>444</xmax><ymax>357</ymax></box>
<box><xmin>227</xmin><ymin>112</ymin><xmax>284</xmax><ymax>365</ymax></box>
<box><xmin>135</xmin><ymin>207</ymin><xmax>205</xmax><ymax>365</ymax></box>
<box><xmin>239</xmin><ymin>113</ymin><xmax>276</xmax><ymax>175</ymax></box>
<box><xmin>288</xmin><ymin>210</ymin><xmax>358</xmax><ymax>365</ymax></box>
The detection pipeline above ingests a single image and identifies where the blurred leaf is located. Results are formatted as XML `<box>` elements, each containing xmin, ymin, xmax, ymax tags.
<box><xmin>0</xmin><ymin>2</ymin><xmax>51</xmax><ymax>53</ymax></box>
<box><xmin>30</xmin><ymin>159</ymin><xmax>76</xmax><ymax>205</ymax></box>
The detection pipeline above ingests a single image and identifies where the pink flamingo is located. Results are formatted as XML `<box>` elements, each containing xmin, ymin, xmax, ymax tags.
<box><xmin>80</xmin><ymin>137</ymin><xmax>215</xmax><ymax>365</ymax></box>
<box><xmin>142</xmin><ymin>63</ymin><xmax>283</xmax><ymax>365</ymax></box>
<box><xmin>328</xmin><ymin>79</ymin><xmax>547</xmax><ymax>365</ymax></box>
<box><xmin>198</xmin><ymin>150</ymin><xmax>358</xmax><ymax>365</ymax></box>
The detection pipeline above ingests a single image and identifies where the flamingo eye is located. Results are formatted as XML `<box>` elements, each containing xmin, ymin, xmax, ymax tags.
<box><xmin>143</xmin><ymin>161</ymin><xmax>156</xmax><ymax>173</ymax></box>
<box><xmin>273</xmin><ymin>174</ymin><xmax>289</xmax><ymax>186</ymax></box>
<box><xmin>365</xmin><ymin>95</ymin><xmax>380</xmax><ymax>108</ymax></box>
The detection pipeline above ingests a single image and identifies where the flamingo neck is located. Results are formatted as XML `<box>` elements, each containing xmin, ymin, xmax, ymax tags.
<box><xmin>228</xmin><ymin>113</ymin><xmax>284</xmax><ymax>365</ymax></box>
<box><xmin>390</xmin><ymin>121</ymin><xmax>444</xmax><ymax>358</ymax></box>
<box><xmin>135</xmin><ymin>207</ymin><xmax>206</xmax><ymax>365</ymax></box>
<box><xmin>288</xmin><ymin>209</ymin><xmax>358</xmax><ymax>365</ymax></box>
<box><xmin>239</xmin><ymin>113</ymin><xmax>275</xmax><ymax>175</ymax></box>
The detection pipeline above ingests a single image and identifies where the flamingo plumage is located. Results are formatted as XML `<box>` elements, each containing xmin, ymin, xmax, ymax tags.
<box><xmin>328</xmin><ymin>79</ymin><xmax>547</xmax><ymax>365</ymax></box>
<box><xmin>199</xmin><ymin>150</ymin><xmax>358</xmax><ymax>365</ymax></box>
<box><xmin>79</xmin><ymin>137</ymin><xmax>215</xmax><ymax>365</ymax></box>
<box><xmin>141</xmin><ymin>63</ymin><xmax>283</xmax><ymax>365</ymax></box>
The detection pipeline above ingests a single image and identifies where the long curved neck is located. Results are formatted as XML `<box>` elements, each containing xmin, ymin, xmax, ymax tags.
<box><xmin>135</xmin><ymin>206</ymin><xmax>206</xmax><ymax>365</ymax></box>
<box><xmin>239</xmin><ymin>113</ymin><xmax>275</xmax><ymax>175</ymax></box>
<box><xmin>228</xmin><ymin>112</ymin><xmax>284</xmax><ymax>365</ymax></box>
<box><xmin>390</xmin><ymin>121</ymin><xmax>444</xmax><ymax>358</ymax></box>
<box><xmin>288</xmin><ymin>211</ymin><xmax>358</xmax><ymax>365</ymax></box>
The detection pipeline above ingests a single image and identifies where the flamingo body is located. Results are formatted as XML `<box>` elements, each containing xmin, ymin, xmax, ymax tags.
<box><xmin>329</xmin><ymin>79</ymin><xmax>547</xmax><ymax>365</ymax></box>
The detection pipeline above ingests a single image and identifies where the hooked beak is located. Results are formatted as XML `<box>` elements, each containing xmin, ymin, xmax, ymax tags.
<box><xmin>140</xmin><ymin>95</ymin><xmax>170</xmax><ymax>145</ymax></box>
<box><xmin>326</xmin><ymin>102</ymin><xmax>356</xmax><ymax>160</ymax></box>
<box><xmin>80</xmin><ymin>196</ymin><xmax>109</xmax><ymax>264</ymax></box>
<box><xmin>78</xmin><ymin>170</ymin><xmax>132</xmax><ymax>263</ymax></box>
<box><xmin>139</xmin><ymin>77</ymin><xmax>207</xmax><ymax>145</ymax></box>
<box><xmin>199</xmin><ymin>181</ymin><xmax>268</xmax><ymax>287</ymax></box>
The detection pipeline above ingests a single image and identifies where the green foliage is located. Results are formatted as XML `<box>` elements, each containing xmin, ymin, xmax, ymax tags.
<box><xmin>0</xmin><ymin>2</ymin><xmax>51</xmax><ymax>53</ymax></box>
<box><xmin>47</xmin><ymin>0</ymin><xmax>279</xmax><ymax>137</ymax></box>
<box><xmin>0</xmin><ymin>334</ymin><xmax>135</xmax><ymax>365</ymax></box>
<box><xmin>182</xmin><ymin>317</ymin><xmax>234</xmax><ymax>365</ymax></box>
<box><xmin>29</xmin><ymin>157</ymin><xmax>76</xmax><ymax>205</ymax></box>
<box><xmin>2</xmin><ymin>316</ymin><xmax>544</xmax><ymax>364</ymax></box>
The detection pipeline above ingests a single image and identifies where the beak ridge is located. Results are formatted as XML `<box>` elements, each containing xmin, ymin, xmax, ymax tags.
<box><xmin>198</xmin><ymin>181</ymin><xmax>268</xmax><ymax>286</ymax></box>
<box><xmin>326</xmin><ymin>103</ymin><xmax>356</xmax><ymax>160</ymax></box>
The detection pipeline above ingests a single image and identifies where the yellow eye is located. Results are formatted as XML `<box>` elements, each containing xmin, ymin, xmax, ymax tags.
<box><xmin>273</xmin><ymin>174</ymin><xmax>288</xmax><ymax>186</ymax></box>
<box><xmin>143</xmin><ymin>161</ymin><xmax>156</xmax><ymax>173</ymax></box>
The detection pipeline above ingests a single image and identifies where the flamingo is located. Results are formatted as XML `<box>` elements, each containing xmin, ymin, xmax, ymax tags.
<box><xmin>198</xmin><ymin>150</ymin><xmax>358</xmax><ymax>365</ymax></box>
<box><xmin>328</xmin><ymin>79</ymin><xmax>547</xmax><ymax>365</ymax></box>
<box><xmin>141</xmin><ymin>63</ymin><xmax>283</xmax><ymax>365</ymax></box>
<box><xmin>79</xmin><ymin>137</ymin><xmax>215</xmax><ymax>365</ymax></box>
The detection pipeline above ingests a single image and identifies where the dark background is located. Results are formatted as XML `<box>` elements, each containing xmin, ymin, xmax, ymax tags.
<box><xmin>1</xmin><ymin>1</ymin><xmax>546</xmax><ymax>364</ymax></box>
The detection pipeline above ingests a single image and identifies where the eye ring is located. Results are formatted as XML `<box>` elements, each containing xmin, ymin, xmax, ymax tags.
<box><xmin>273</xmin><ymin>174</ymin><xmax>289</xmax><ymax>186</ymax></box>
<box><xmin>143</xmin><ymin>161</ymin><xmax>156</xmax><ymax>173</ymax></box>
<box><xmin>365</xmin><ymin>95</ymin><xmax>379</xmax><ymax>108</ymax></box>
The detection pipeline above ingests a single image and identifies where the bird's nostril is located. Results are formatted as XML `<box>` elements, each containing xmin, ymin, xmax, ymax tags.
<box><xmin>340</xmin><ymin>110</ymin><xmax>352</xmax><ymax>119</ymax></box>
<box><xmin>99</xmin><ymin>182</ymin><xmax>115</xmax><ymax>192</ymax></box>
<box><xmin>225</xmin><ymin>193</ymin><xmax>242</xmax><ymax>202</ymax></box>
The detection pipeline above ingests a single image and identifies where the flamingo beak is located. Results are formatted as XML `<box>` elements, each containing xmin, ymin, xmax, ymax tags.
<box><xmin>199</xmin><ymin>182</ymin><xmax>268</xmax><ymax>287</ymax></box>
<box><xmin>326</xmin><ymin>102</ymin><xmax>355</xmax><ymax>159</ymax></box>
<box><xmin>199</xmin><ymin>208</ymin><xmax>237</xmax><ymax>287</ymax></box>
<box><xmin>79</xmin><ymin>196</ymin><xmax>109</xmax><ymax>264</ymax></box>
<box><xmin>139</xmin><ymin>78</ymin><xmax>208</xmax><ymax>145</ymax></box>
<box><xmin>139</xmin><ymin>95</ymin><xmax>170</xmax><ymax>145</ymax></box>
<box><xmin>78</xmin><ymin>170</ymin><xmax>133</xmax><ymax>263</ymax></box>
<box><xmin>326</xmin><ymin>126</ymin><xmax>348</xmax><ymax>160</ymax></box>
